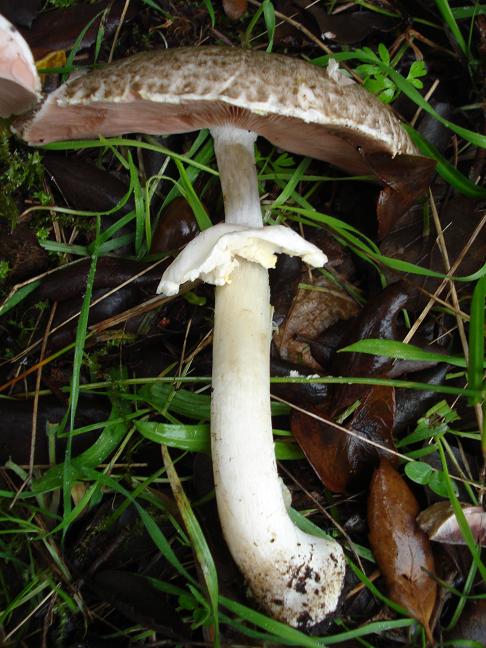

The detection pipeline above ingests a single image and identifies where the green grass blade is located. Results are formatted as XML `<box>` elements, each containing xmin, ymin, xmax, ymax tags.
<box><xmin>340</xmin><ymin>338</ymin><xmax>470</xmax><ymax>369</ymax></box>
<box><xmin>43</xmin><ymin>138</ymin><xmax>218</xmax><ymax>174</ymax></box>
<box><xmin>63</xmin><ymin>235</ymin><xmax>99</xmax><ymax>531</ymax></box>
<box><xmin>64</xmin><ymin>11</ymin><xmax>104</xmax><ymax>81</ymax></box>
<box><xmin>0</xmin><ymin>281</ymin><xmax>41</xmax><ymax>318</ymax></box>
<box><xmin>127</xmin><ymin>150</ymin><xmax>146</xmax><ymax>256</ymax></box>
<box><xmin>452</xmin><ymin>5</ymin><xmax>486</xmax><ymax>19</ymax></box>
<box><xmin>136</xmin><ymin>421</ymin><xmax>211</xmax><ymax>452</ymax></box>
<box><xmin>173</xmin><ymin>159</ymin><xmax>213</xmax><ymax>230</ymax></box>
<box><xmin>35</xmin><ymin>374</ymin><xmax>131</xmax><ymax>494</ymax></box>
<box><xmin>202</xmin><ymin>0</ymin><xmax>216</xmax><ymax>26</ymax></box>
<box><xmin>404</xmin><ymin>125</ymin><xmax>486</xmax><ymax>199</ymax></box>
<box><xmin>435</xmin><ymin>0</ymin><xmax>469</xmax><ymax>57</ymax></box>
<box><xmin>162</xmin><ymin>446</ymin><xmax>220</xmax><ymax>647</ymax></box>
<box><xmin>220</xmin><ymin>594</ymin><xmax>414</xmax><ymax>645</ymax></box>
<box><xmin>263</xmin><ymin>0</ymin><xmax>276</xmax><ymax>52</ymax></box>
<box><xmin>283</xmin><ymin>206</ymin><xmax>486</xmax><ymax>282</ymax></box>
<box><xmin>468</xmin><ymin>275</ymin><xmax>486</xmax><ymax>405</ymax></box>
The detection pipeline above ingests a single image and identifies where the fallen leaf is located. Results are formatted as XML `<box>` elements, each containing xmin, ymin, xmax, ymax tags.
<box><xmin>380</xmin><ymin>194</ymin><xmax>486</xmax><ymax>297</ymax></box>
<box><xmin>37</xmin><ymin>257</ymin><xmax>164</xmax><ymax>302</ymax></box>
<box><xmin>0</xmin><ymin>221</ymin><xmax>48</xmax><ymax>284</ymax></box>
<box><xmin>368</xmin><ymin>459</ymin><xmax>437</xmax><ymax>641</ymax></box>
<box><xmin>0</xmin><ymin>0</ymin><xmax>41</xmax><ymax>28</ymax></box>
<box><xmin>25</xmin><ymin>0</ymin><xmax>135</xmax><ymax>59</ymax></box>
<box><xmin>222</xmin><ymin>0</ymin><xmax>247</xmax><ymax>20</ymax></box>
<box><xmin>291</xmin><ymin>384</ymin><xmax>396</xmax><ymax>492</ymax></box>
<box><xmin>394</xmin><ymin>364</ymin><xmax>450</xmax><ymax>434</ymax></box>
<box><xmin>0</xmin><ymin>395</ymin><xmax>109</xmax><ymax>464</ymax></box>
<box><xmin>363</xmin><ymin>152</ymin><xmax>436</xmax><ymax>239</ymax></box>
<box><xmin>333</xmin><ymin>281</ymin><xmax>409</xmax><ymax>377</ymax></box>
<box><xmin>417</xmin><ymin>501</ymin><xmax>486</xmax><ymax>546</ymax></box>
<box><xmin>150</xmin><ymin>197</ymin><xmax>199</xmax><ymax>254</ymax></box>
<box><xmin>292</xmin><ymin>1</ymin><xmax>397</xmax><ymax>44</ymax></box>
<box><xmin>274</xmin><ymin>271</ymin><xmax>359</xmax><ymax>370</ymax></box>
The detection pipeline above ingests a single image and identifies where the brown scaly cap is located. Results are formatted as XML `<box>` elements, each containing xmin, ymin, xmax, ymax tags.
<box><xmin>18</xmin><ymin>46</ymin><xmax>415</xmax><ymax>174</ymax></box>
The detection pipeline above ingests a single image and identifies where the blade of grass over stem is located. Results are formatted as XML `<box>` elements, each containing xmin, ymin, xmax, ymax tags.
<box><xmin>27</xmin><ymin>373</ymin><xmax>479</xmax><ymax>398</ymax></box>
<box><xmin>136</xmin><ymin>420</ymin><xmax>303</xmax><ymax>459</ymax></box>
<box><xmin>161</xmin><ymin>446</ymin><xmax>220</xmax><ymax>647</ymax></box>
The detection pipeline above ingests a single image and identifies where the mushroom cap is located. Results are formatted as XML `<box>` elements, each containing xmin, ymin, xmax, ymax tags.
<box><xmin>0</xmin><ymin>14</ymin><xmax>40</xmax><ymax>117</ymax></box>
<box><xmin>18</xmin><ymin>46</ymin><xmax>415</xmax><ymax>174</ymax></box>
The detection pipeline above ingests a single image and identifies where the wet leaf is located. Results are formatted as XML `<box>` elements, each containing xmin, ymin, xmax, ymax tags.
<box><xmin>0</xmin><ymin>0</ymin><xmax>41</xmax><ymax>28</ymax></box>
<box><xmin>394</xmin><ymin>364</ymin><xmax>450</xmax><ymax>434</ymax></box>
<box><xmin>270</xmin><ymin>356</ymin><xmax>328</xmax><ymax>404</ymax></box>
<box><xmin>44</xmin><ymin>154</ymin><xmax>133</xmax><ymax>215</ymax></box>
<box><xmin>0</xmin><ymin>221</ymin><xmax>48</xmax><ymax>284</ymax></box>
<box><xmin>291</xmin><ymin>384</ymin><xmax>396</xmax><ymax>492</ymax></box>
<box><xmin>363</xmin><ymin>153</ymin><xmax>436</xmax><ymax>239</ymax></box>
<box><xmin>26</xmin><ymin>0</ymin><xmax>135</xmax><ymax>59</ymax></box>
<box><xmin>368</xmin><ymin>459</ymin><xmax>437</xmax><ymax>639</ymax></box>
<box><xmin>45</xmin><ymin>154</ymin><xmax>135</xmax><ymax>254</ymax></box>
<box><xmin>222</xmin><ymin>0</ymin><xmax>247</xmax><ymax>20</ymax></box>
<box><xmin>333</xmin><ymin>282</ymin><xmax>409</xmax><ymax>377</ymax></box>
<box><xmin>417</xmin><ymin>501</ymin><xmax>486</xmax><ymax>546</ymax></box>
<box><xmin>380</xmin><ymin>194</ymin><xmax>486</xmax><ymax>295</ymax></box>
<box><xmin>292</xmin><ymin>1</ymin><xmax>397</xmax><ymax>44</ymax></box>
<box><xmin>37</xmin><ymin>257</ymin><xmax>164</xmax><ymax>302</ymax></box>
<box><xmin>0</xmin><ymin>395</ymin><xmax>109</xmax><ymax>464</ymax></box>
<box><xmin>150</xmin><ymin>196</ymin><xmax>199</xmax><ymax>253</ymax></box>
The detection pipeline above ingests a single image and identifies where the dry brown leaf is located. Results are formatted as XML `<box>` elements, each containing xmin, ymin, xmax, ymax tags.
<box><xmin>274</xmin><ymin>273</ymin><xmax>359</xmax><ymax>370</ymax></box>
<box><xmin>368</xmin><ymin>459</ymin><xmax>437</xmax><ymax>642</ymax></box>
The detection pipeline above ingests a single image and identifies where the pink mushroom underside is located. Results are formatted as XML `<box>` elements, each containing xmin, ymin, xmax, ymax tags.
<box><xmin>23</xmin><ymin>98</ymin><xmax>397</xmax><ymax>175</ymax></box>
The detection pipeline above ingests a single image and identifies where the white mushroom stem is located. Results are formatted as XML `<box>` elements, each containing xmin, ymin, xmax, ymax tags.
<box><xmin>158</xmin><ymin>127</ymin><xmax>345</xmax><ymax>628</ymax></box>
<box><xmin>208</xmin><ymin>126</ymin><xmax>345</xmax><ymax>629</ymax></box>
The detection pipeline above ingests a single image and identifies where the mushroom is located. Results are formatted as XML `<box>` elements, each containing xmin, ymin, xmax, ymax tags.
<box><xmin>0</xmin><ymin>14</ymin><xmax>40</xmax><ymax>117</ymax></box>
<box><xmin>17</xmin><ymin>46</ymin><xmax>416</xmax><ymax>630</ymax></box>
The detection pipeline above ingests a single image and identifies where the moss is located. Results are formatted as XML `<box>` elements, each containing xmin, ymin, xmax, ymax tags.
<box><xmin>0</xmin><ymin>129</ymin><xmax>44</xmax><ymax>224</ymax></box>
